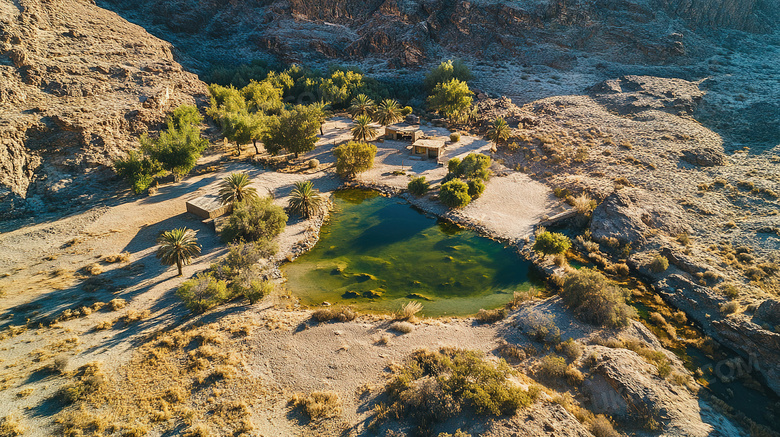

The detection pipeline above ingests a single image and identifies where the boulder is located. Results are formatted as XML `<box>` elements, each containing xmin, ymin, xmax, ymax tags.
<box><xmin>681</xmin><ymin>148</ymin><xmax>728</xmax><ymax>167</ymax></box>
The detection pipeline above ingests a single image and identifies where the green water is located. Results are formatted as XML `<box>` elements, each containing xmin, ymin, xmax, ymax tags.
<box><xmin>283</xmin><ymin>189</ymin><xmax>538</xmax><ymax>316</ymax></box>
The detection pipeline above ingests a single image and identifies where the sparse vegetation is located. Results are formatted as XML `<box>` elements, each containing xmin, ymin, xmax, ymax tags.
<box><xmin>176</xmin><ymin>273</ymin><xmax>230</xmax><ymax>313</ymax></box>
<box><xmin>156</xmin><ymin>228</ymin><xmax>201</xmax><ymax>276</ymax></box>
<box><xmin>649</xmin><ymin>254</ymin><xmax>669</xmax><ymax>273</ymax></box>
<box><xmin>221</xmin><ymin>196</ymin><xmax>287</xmax><ymax>243</ymax></box>
<box><xmin>312</xmin><ymin>306</ymin><xmax>357</xmax><ymax>323</ymax></box>
<box><xmin>0</xmin><ymin>414</ymin><xmax>26</xmax><ymax>437</ymax></box>
<box><xmin>407</xmin><ymin>176</ymin><xmax>430</xmax><ymax>196</ymax></box>
<box><xmin>290</xmin><ymin>391</ymin><xmax>341</xmax><ymax>420</ymax></box>
<box><xmin>475</xmin><ymin>308</ymin><xmax>507</xmax><ymax>324</ymax></box>
<box><xmin>538</xmin><ymin>354</ymin><xmax>567</xmax><ymax>379</ymax></box>
<box><xmin>389</xmin><ymin>321</ymin><xmax>415</xmax><ymax>334</ymax></box>
<box><xmin>398</xmin><ymin>301</ymin><xmax>423</xmax><ymax>321</ymax></box>
<box><xmin>333</xmin><ymin>141</ymin><xmax>377</xmax><ymax>179</ymax></box>
<box><xmin>533</xmin><ymin>231</ymin><xmax>571</xmax><ymax>258</ymax></box>
<box><xmin>450</xmin><ymin>132</ymin><xmax>461</xmax><ymax>142</ymax></box>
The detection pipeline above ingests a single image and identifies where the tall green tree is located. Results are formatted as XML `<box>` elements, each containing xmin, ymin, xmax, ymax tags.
<box><xmin>428</xmin><ymin>79</ymin><xmax>473</xmax><ymax>122</ymax></box>
<box><xmin>373</xmin><ymin>99</ymin><xmax>403</xmax><ymax>127</ymax></box>
<box><xmin>348</xmin><ymin>94</ymin><xmax>375</xmax><ymax>119</ymax></box>
<box><xmin>141</xmin><ymin>122</ymin><xmax>208</xmax><ymax>180</ymax></box>
<box><xmin>424</xmin><ymin>59</ymin><xmax>473</xmax><ymax>90</ymax></box>
<box><xmin>288</xmin><ymin>180</ymin><xmax>324</xmax><ymax>218</ymax></box>
<box><xmin>309</xmin><ymin>101</ymin><xmax>332</xmax><ymax>136</ymax></box>
<box><xmin>333</xmin><ymin>141</ymin><xmax>377</xmax><ymax>179</ymax></box>
<box><xmin>222</xmin><ymin>113</ymin><xmax>253</xmax><ymax>156</ymax></box>
<box><xmin>219</xmin><ymin>172</ymin><xmax>259</xmax><ymax>205</ymax></box>
<box><xmin>262</xmin><ymin>106</ymin><xmax>321</xmax><ymax>158</ymax></box>
<box><xmin>156</xmin><ymin>228</ymin><xmax>201</xmax><ymax>276</ymax></box>
<box><xmin>241</xmin><ymin>79</ymin><xmax>284</xmax><ymax>114</ymax></box>
<box><xmin>487</xmin><ymin>118</ymin><xmax>511</xmax><ymax>146</ymax></box>
<box><xmin>351</xmin><ymin>115</ymin><xmax>378</xmax><ymax>142</ymax></box>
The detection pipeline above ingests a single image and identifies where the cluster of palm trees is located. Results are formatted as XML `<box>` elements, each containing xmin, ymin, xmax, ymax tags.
<box><xmin>348</xmin><ymin>94</ymin><xmax>404</xmax><ymax>142</ymax></box>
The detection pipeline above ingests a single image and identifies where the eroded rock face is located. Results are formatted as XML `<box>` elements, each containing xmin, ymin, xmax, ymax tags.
<box><xmin>0</xmin><ymin>0</ymin><xmax>207</xmax><ymax>219</ymax></box>
<box><xmin>590</xmin><ymin>188</ymin><xmax>692</xmax><ymax>248</ymax></box>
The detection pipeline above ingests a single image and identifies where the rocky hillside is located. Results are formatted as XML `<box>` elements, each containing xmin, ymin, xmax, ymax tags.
<box><xmin>0</xmin><ymin>0</ymin><xmax>206</xmax><ymax>222</ymax></box>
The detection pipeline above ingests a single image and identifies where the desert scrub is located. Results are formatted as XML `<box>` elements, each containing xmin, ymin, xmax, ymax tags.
<box><xmin>176</xmin><ymin>273</ymin><xmax>230</xmax><ymax>313</ymax></box>
<box><xmin>312</xmin><ymin>306</ymin><xmax>357</xmax><ymax>323</ymax></box>
<box><xmin>449</xmin><ymin>132</ymin><xmax>461</xmax><ymax>142</ymax></box>
<box><xmin>58</xmin><ymin>362</ymin><xmax>107</xmax><ymax>404</ymax></box>
<box><xmin>407</xmin><ymin>176</ymin><xmax>430</xmax><ymax>196</ymax></box>
<box><xmin>589</xmin><ymin>414</ymin><xmax>619</xmax><ymax>437</ymax></box>
<box><xmin>556</xmin><ymin>338</ymin><xmax>583</xmax><ymax>361</ymax></box>
<box><xmin>104</xmin><ymin>252</ymin><xmax>131</xmax><ymax>263</ymax></box>
<box><xmin>439</xmin><ymin>179</ymin><xmax>471</xmax><ymax>208</ymax></box>
<box><xmin>389</xmin><ymin>321</ymin><xmax>414</xmax><ymax>334</ymax></box>
<box><xmin>290</xmin><ymin>391</ymin><xmax>341</xmax><ymax>420</ymax></box>
<box><xmin>108</xmin><ymin>298</ymin><xmax>127</xmax><ymax>311</ymax></box>
<box><xmin>560</xmin><ymin>268</ymin><xmax>636</xmax><ymax>328</ymax></box>
<box><xmin>475</xmin><ymin>308</ymin><xmax>507</xmax><ymax>324</ymax></box>
<box><xmin>0</xmin><ymin>413</ymin><xmax>26</xmax><ymax>436</ymax></box>
<box><xmin>720</xmin><ymin>301</ymin><xmax>740</xmax><ymax>315</ymax></box>
<box><xmin>648</xmin><ymin>254</ymin><xmax>669</xmax><ymax>273</ymax></box>
<box><xmin>397</xmin><ymin>300</ymin><xmax>423</xmax><ymax>321</ymax></box>
<box><xmin>533</xmin><ymin>231</ymin><xmax>571</xmax><ymax>258</ymax></box>
<box><xmin>221</xmin><ymin>197</ymin><xmax>287</xmax><ymax>243</ymax></box>
<box><xmin>382</xmin><ymin>348</ymin><xmax>538</xmax><ymax>433</ymax></box>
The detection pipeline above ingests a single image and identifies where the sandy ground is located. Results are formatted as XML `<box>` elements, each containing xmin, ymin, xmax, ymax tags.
<box><xmin>0</xmin><ymin>117</ymin><xmax>563</xmax><ymax>434</ymax></box>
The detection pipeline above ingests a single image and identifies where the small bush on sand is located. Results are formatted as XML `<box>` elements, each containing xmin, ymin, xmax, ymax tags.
<box><xmin>221</xmin><ymin>197</ymin><xmax>287</xmax><ymax>243</ymax></box>
<box><xmin>720</xmin><ymin>301</ymin><xmax>740</xmax><ymax>315</ymax></box>
<box><xmin>307</xmin><ymin>159</ymin><xmax>319</xmax><ymax>169</ymax></box>
<box><xmin>182</xmin><ymin>424</ymin><xmax>210</xmax><ymax>437</ymax></box>
<box><xmin>103</xmin><ymin>252</ymin><xmax>131</xmax><ymax>263</ymax></box>
<box><xmin>538</xmin><ymin>354</ymin><xmax>567</xmax><ymax>379</ymax></box>
<box><xmin>398</xmin><ymin>301</ymin><xmax>423</xmax><ymax>321</ymax></box>
<box><xmin>439</xmin><ymin>179</ymin><xmax>471</xmax><ymax>208</ymax></box>
<box><xmin>649</xmin><ymin>254</ymin><xmax>669</xmax><ymax>273</ymax></box>
<box><xmin>290</xmin><ymin>391</ymin><xmax>341</xmax><ymax>420</ymax></box>
<box><xmin>561</xmin><ymin>268</ymin><xmax>636</xmax><ymax>328</ymax></box>
<box><xmin>176</xmin><ymin>273</ymin><xmax>230</xmax><ymax>313</ymax></box>
<box><xmin>312</xmin><ymin>306</ymin><xmax>357</xmax><ymax>323</ymax></box>
<box><xmin>447</xmin><ymin>153</ymin><xmax>491</xmax><ymax>181</ymax></box>
<box><xmin>333</xmin><ymin>141</ymin><xmax>377</xmax><ymax>179</ymax></box>
<box><xmin>407</xmin><ymin>176</ymin><xmax>430</xmax><ymax>196</ymax></box>
<box><xmin>475</xmin><ymin>308</ymin><xmax>507</xmax><ymax>324</ymax></box>
<box><xmin>0</xmin><ymin>414</ymin><xmax>26</xmax><ymax>436</ymax></box>
<box><xmin>556</xmin><ymin>338</ymin><xmax>584</xmax><ymax>362</ymax></box>
<box><xmin>57</xmin><ymin>362</ymin><xmax>106</xmax><ymax>404</ymax></box>
<box><xmin>108</xmin><ymin>298</ymin><xmax>127</xmax><ymax>311</ymax></box>
<box><xmin>450</xmin><ymin>132</ymin><xmax>461</xmax><ymax>142</ymax></box>
<box><xmin>389</xmin><ymin>321</ymin><xmax>414</xmax><ymax>334</ymax></box>
<box><xmin>383</xmin><ymin>348</ymin><xmax>538</xmax><ymax>434</ymax></box>
<box><xmin>565</xmin><ymin>365</ymin><xmax>584</xmax><ymax>386</ymax></box>
<box><xmin>589</xmin><ymin>414</ymin><xmax>619</xmax><ymax>437</ymax></box>
<box><xmin>467</xmin><ymin>179</ymin><xmax>485</xmax><ymax>199</ymax></box>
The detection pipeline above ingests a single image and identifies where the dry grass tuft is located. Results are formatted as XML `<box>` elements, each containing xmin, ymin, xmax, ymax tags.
<box><xmin>290</xmin><ymin>391</ymin><xmax>342</xmax><ymax>420</ymax></box>
<box><xmin>589</xmin><ymin>414</ymin><xmax>619</xmax><ymax>437</ymax></box>
<box><xmin>0</xmin><ymin>413</ymin><xmax>26</xmax><ymax>436</ymax></box>
<box><xmin>108</xmin><ymin>299</ymin><xmax>127</xmax><ymax>311</ymax></box>
<box><xmin>122</xmin><ymin>310</ymin><xmax>151</xmax><ymax>323</ymax></box>
<box><xmin>182</xmin><ymin>423</ymin><xmax>210</xmax><ymax>437</ymax></box>
<box><xmin>103</xmin><ymin>252</ymin><xmax>131</xmax><ymax>263</ymax></box>
<box><xmin>94</xmin><ymin>320</ymin><xmax>114</xmax><ymax>331</ymax></box>
<box><xmin>389</xmin><ymin>321</ymin><xmax>414</xmax><ymax>334</ymax></box>
<box><xmin>84</xmin><ymin>263</ymin><xmax>104</xmax><ymax>276</ymax></box>
<box><xmin>397</xmin><ymin>301</ymin><xmax>423</xmax><ymax>321</ymax></box>
<box><xmin>312</xmin><ymin>306</ymin><xmax>357</xmax><ymax>323</ymax></box>
<box><xmin>475</xmin><ymin>308</ymin><xmax>507</xmax><ymax>324</ymax></box>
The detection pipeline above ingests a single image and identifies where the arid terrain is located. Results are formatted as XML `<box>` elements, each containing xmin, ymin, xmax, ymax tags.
<box><xmin>1</xmin><ymin>0</ymin><xmax>779</xmax><ymax>436</ymax></box>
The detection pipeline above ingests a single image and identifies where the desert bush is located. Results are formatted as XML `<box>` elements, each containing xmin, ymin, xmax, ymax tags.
<box><xmin>84</xmin><ymin>263</ymin><xmax>103</xmax><ymax>276</ymax></box>
<box><xmin>649</xmin><ymin>312</ymin><xmax>667</xmax><ymax>326</ymax></box>
<box><xmin>333</xmin><ymin>141</ymin><xmax>377</xmax><ymax>179</ymax></box>
<box><xmin>560</xmin><ymin>268</ymin><xmax>636</xmax><ymax>328</ymax></box>
<box><xmin>58</xmin><ymin>362</ymin><xmax>106</xmax><ymax>404</ymax></box>
<box><xmin>720</xmin><ymin>301</ymin><xmax>740</xmax><ymax>315</ymax></box>
<box><xmin>450</xmin><ymin>132</ymin><xmax>461</xmax><ymax>142</ymax></box>
<box><xmin>533</xmin><ymin>231</ymin><xmax>571</xmax><ymax>258</ymax></box>
<box><xmin>221</xmin><ymin>197</ymin><xmax>287</xmax><ymax>243</ymax></box>
<box><xmin>0</xmin><ymin>414</ymin><xmax>26</xmax><ymax>436</ymax></box>
<box><xmin>424</xmin><ymin>59</ymin><xmax>473</xmax><ymax>90</ymax></box>
<box><xmin>312</xmin><ymin>306</ymin><xmax>357</xmax><ymax>323</ymax></box>
<box><xmin>113</xmin><ymin>150</ymin><xmax>160</xmax><ymax>194</ymax></box>
<box><xmin>447</xmin><ymin>153</ymin><xmax>491</xmax><ymax>181</ymax></box>
<box><xmin>649</xmin><ymin>254</ymin><xmax>669</xmax><ymax>273</ymax></box>
<box><xmin>571</xmin><ymin>193</ymin><xmax>596</xmax><ymax>215</ymax></box>
<box><xmin>467</xmin><ymin>179</ymin><xmax>485</xmax><ymax>199</ymax></box>
<box><xmin>506</xmin><ymin>287</ymin><xmax>538</xmax><ymax>310</ymax></box>
<box><xmin>439</xmin><ymin>179</ymin><xmax>472</xmax><ymax>208</ymax></box>
<box><xmin>182</xmin><ymin>424</ymin><xmax>210</xmax><ymax>437</ymax></box>
<box><xmin>565</xmin><ymin>365</ymin><xmax>585</xmax><ymax>386</ymax></box>
<box><xmin>538</xmin><ymin>354</ymin><xmax>567</xmax><ymax>379</ymax></box>
<box><xmin>407</xmin><ymin>176</ymin><xmax>430</xmax><ymax>196</ymax></box>
<box><xmin>556</xmin><ymin>338</ymin><xmax>584</xmax><ymax>362</ymax></box>
<box><xmin>496</xmin><ymin>341</ymin><xmax>527</xmax><ymax>362</ymax></box>
<box><xmin>389</xmin><ymin>321</ymin><xmax>414</xmax><ymax>334</ymax></box>
<box><xmin>103</xmin><ymin>252</ymin><xmax>131</xmax><ymax>263</ymax></box>
<box><xmin>399</xmin><ymin>301</ymin><xmax>423</xmax><ymax>321</ymax></box>
<box><xmin>384</xmin><ymin>348</ymin><xmax>538</xmax><ymax>433</ymax></box>
<box><xmin>475</xmin><ymin>308</ymin><xmax>507</xmax><ymax>324</ymax></box>
<box><xmin>605</xmin><ymin>262</ymin><xmax>630</xmax><ymax>277</ymax></box>
<box><xmin>236</xmin><ymin>278</ymin><xmax>274</xmax><ymax>304</ymax></box>
<box><xmin>437</xmin><ymin>430</ymin><xmax>471</xmax><ymax>437</ymax></box>
<box><xmin>401</xmin><ymin>106</ymin><xmax>413</xmax><ymax>116</ymax></box>
<box><xmin>290</xmin><ymin>391</ymin><xmax>341</xmax><ymax>420</ymax></box>
<box><xmin>308</xmin><ymin>159</ymin><xmax>319</xmax><ymax>169</ymax></box>
<box><xmin>589</xmin><ymin>415</ymin><xmax>619</xmax><ymax>437</ymax></box>
<box><xmin>176</xmin><ymin>273</ymin><xmax>230</xmax><ymax>313</ymax></box>
<box><xmin>108</xmin><ymin>299</ymin><xmax>126</xmax><ymax>311</ymax></box>
<box><xmin>719</xmin><ymin>282</ymin><xmax>740</xmax><ymax>299</ymax></box>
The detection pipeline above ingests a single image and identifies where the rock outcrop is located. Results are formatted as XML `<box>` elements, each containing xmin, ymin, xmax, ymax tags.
<box><xmin>0</xmin><ymin>0</ymin><xmax>207</xmax><ymax>219</ymax></box>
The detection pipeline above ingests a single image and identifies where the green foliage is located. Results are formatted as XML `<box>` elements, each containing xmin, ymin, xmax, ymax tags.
<box><xmin>219</xmin><ymin>172</ymin><xmax>259</xmax><ymax>205</ymax></box>
<box><xmin>204</xmin><ymin>59</ymin><xmax>278</xmax><ymax>88</ymax></box>
<box><xmin>350</xmin><ymin>114</ymin><xmax>378</xmax><ymax>142</ymax></box>
<box><xmin>319</xmin><ymin>69</ymin><xmax>364</xmax><ymax>106</ymax></box>
<box><xmin>428</xmin><ymin>78</ymin><xmax>473</xmax><ymax>121</ymax></box>
<box><xmin>221</xmin><ymin>197</ymin><xmax>288</xmax><ymax>243</ymax></box>
<box><xmin>348</xmin><ymin>94</ymin><xmax>375</xmax><ymax>118</ymax></box>
<box><xmin>176</xmin><ymin>272</ymin><xmax>230</xmax><ymax>313</ymax></box>
<box><xmin>222</xmin><ymin>112</ymin><xmax>267</xmax><ymax>154</ymax></box>
<box><xmin>533</xmin><ymin>231</ymin><xmax>571</xmax><ymax>257</ymax></box>
<box><xmin>373</xmin><ymin>98</ymin><xmax>403</xmax><ymax>126</ymax></box>
<box><xmin>140</xmin><ymin>122</ymin><xmax>208</xmax><ymax>179</ymax></box>
<box><xmin>560</xmin><ymin>268</ymin><xmax>637</xmax><ymax>328</ymax></box>
<box><xmin>649</xmin><ymin>254</ymin><xmax>670</xmax><ymax>273</ymax></box>
<box><xmin>440</xmin><ymin>179</ymin><xmax>472</xmax><ymax>208</ymax></box>
<box><xmin>424</xmin><ymin>59</ymin><xmax>473</xmax><ymax>90</ymax></box>
<box><xmin>467</xmin><ymin>179</ymin><xmax>485</xmax><ymax>199</ymax></box>
<box><xmin>450</xmin><ymin>132</ymin><xmax>461</xmax><ymax>142</ymax></box>
<box><xmin>113</xmin><ymin>150</ymin><xmax>161</xmax><ymax>194</ymax></box>
<box><xmin>207</xmin><ymin>84</ymin><xmax>247</xmax><ymax>120</ymax></box>
<box><xmin>167</xmin><ymin>104</ymin><xmax>203</xmax><ymax>131</ymax></box>
<box><xmin>333</xmin><ymin>141</ymin><xmax>377</xmax><ymax>179</ymax></box>
<box><xmin>262</xmin><ymin>105</ymin><xmax>321</xmax><ymax>157</ymax></box>
<box><xmin>383</xmin><ymin>348</ymin><xmax>538</xmax><ymax>434</ymax></box>
<box><xmin>538</xmin><ymin>354</ymin><xmax>567</xmax><ymax>379</ymax></box>
<box><xmin>288</xmin><ymin>180</ymin><xmax>324</xmax><ymax>218</ymax></box>
<box><xmin>407</xmin><ymin>176</ymin><xmax>430</xmax><ymax>196</ymax></box>
<box><xmin>448</xmin><ymin>153</ymin><xmax>491</xmax><ymax>181</ymax></box>
<box><xmin>156</xmin><ymin>228</ymin><xmax>201</xmax><ymax>276</ymax></box>
<box><xmin>487</xmin><ymin>118</ymin><xmax>511</xmax><ymax>145</ymax></box>
<box><xmin>401</xmin><ymin>106</ymin><xmax>413</xmax><ymax>116</ymax></box>
<box><xmin>241</xmin><ymin>79</ymin><xmax>283</xmax><ymax>114</ymax></box>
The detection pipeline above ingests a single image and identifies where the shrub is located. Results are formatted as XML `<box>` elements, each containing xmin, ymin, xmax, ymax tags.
<box><xmin>424</xmin><ymin>59</ymin><xmax>473</xmax><ymax>90</ymax></box>
<box><xmin>308</xmin><ymin>159</ymin><xmax>319</xmax><ymax>169</ymax></box>
<box><xmin>560</xmin><ymin>268</ymin><xmax>637</xmax><ymax>328</ymax></box>
<box><xmin>475</xmin><ymin>308</ymin><xmax>507</xmax><ymax>324</ymax></box>
<box><xmin>440</xmin><ymin>179</ymin><xmax>472</xmax><ymax>208</ymax></box>
<box><xmin>333</xmin><ymin>141</ymin><xmax>377</xmax><ymax>179</ymax></box>
<box><xmin>221</xmin><ymin>197</ymin><xmax>287</xmax><ymax>243</ymax></box>
<box><xmin>384</xmin><ymin>348</ymin><xmax>538</xmax><ymax>433</ymax></box>
<box><xmin>108</xmin><ymin>298</ymin><xmax>126</xmax><ymax>310</ymax></box>
<box><xmin>467</xmin><ymin>179</ymin><xmax>485</xmax><ymax>199</ymax></box>
<box><xmin>589</xmin><ymin>415</ymin><xmax>619</xmax><ymax>437</ymax></box>
<box><xmin>450</xmin><ymin>132</ymin><xmax>461</xmax><ymax>142</ymax></box>
<box><xmin>401</xmin><ymin>106</ymin><xmax>413</xmax><ymax>116</ymax></box>
<box><xmin>565</xmin><ymin>365</ymin><xmax>584</xmax><ymax>385</ymax></box>
<box><xmin>113</xmin><ymin>150</ymin><xmax>160</xmax><ymax>194</ymax></box>
<box><xmin>720</xmin><ymin>301</ymin><xmax>740</xmax><ymax>315</ymax></box>
<box><xmin>538</xmin><ymin>354</ymin><xmax>567</xmax><ymax>379</ymax></box>
<box><xmin>428</xmin><ymin>78</ymin><xmax>473</xmax><ymax>121</ymax></box>
<box><xmin>556</xmin><ymin>338</ymin><xmax>584</xmax><ymax>361</ymax></box>
<box><xmin>407</xmin><ymin>176</ymin><xmax>430</xmax><ymax>196</ymax></box>
<box><xmin>649</xmin><ymin>254</ymin><xmax>669</xmax><ymax>273</ymax></box>
<box><xmin>238</xmin><ymin>279</ymin><xmax>274</xmax><ymax>304</ymax></box>
<box><xmin>399</xmin><ymin>301</ymin><xmax>423</xmax><ymax>321</ymax></box>
<box><xmin>389</xmin><ymin>321</ymin><xmax>414</xmax><ymax>334</ymax></box>
<box><xmin>103</xmin><ymin>252</ymin><xmax>131</xmax><ymax>263</ymax></box>
<box><xmin>0</xmin><ymin>414</ymin><xmax>26</xmax><ymax>436</ymax></box>
<box><xmin>312</xmin><ymin>306</ymin><xmax>357</xmax><ymax>323</ymax></box>
<box><xmin>533</xmin><ymin>231</ymin><xmax>571</xmax><ymax>257</ymax></box>
<box><xmin>57</xmin><ymin>362</ymin><xmax>106</xmax><ymax>404</ymax></box>
<box><xmin>448</xmin><ymin>153</ymin><xmax>491</xmax><ymax>181</ymax></box>
<box><xmin>176</xmin><ymin>273</ymin><xmax>230</xmax><ymax>313</ymax></box>
<box><xmin>290</xmin><ymin>391</ymin><xmax>341</xmax><ymax>420</ymax></box>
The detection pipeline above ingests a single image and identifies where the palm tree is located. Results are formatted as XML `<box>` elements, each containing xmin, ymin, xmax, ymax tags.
<box><xmin>219</xmin><ymin>172</ymin><xmax>259</xmax><ymax>205</ymax></box>
<box><xmin>373</xmin><ymin>99</ymin><xmax>403</xmax><ymax>127</ymax></box>
<box><xmin>348</xmin><ymin>94</ymin><xmax>375</xmax><ymax>119</ymax></box>
<box><xmin>310</xmin><ymin>101</ymin><xmax>332</xmax><ymax>135</ymax></box>
<box><xmin>351</xmin><ymin>115</ymin><xmax>378</xmax><ymax>142</ymax></box>
<box><xmin>288</xmin><ymin>180</ymin><xmax>324</xmax><ymax>218</ymax></box>
<box><xmin>487</xmin><ymin>117</ymin><xmax>511</xmax><ymax>145</ymax></box>
<box><xmin>156</xmin><ymin>228</ymin><xmax>201</xmax><ymax>276</ymax></box>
